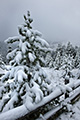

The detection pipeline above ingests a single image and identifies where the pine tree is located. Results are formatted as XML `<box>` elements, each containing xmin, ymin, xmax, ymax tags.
<box><xmin>0</xmin><ymin>54</ymin><xmax>5</xmax><ymax>69</ymax></box>
<box><xmin>45</xmin><ymin>51</ymin><xmax>53</xmax><ymax>67</ymax></box>
<box><xmin>51</xmin><ymin>44</ymin><xmax>66</xmax><ymax>69</ymax></box>
<box><xmin>73</xmin><ymin>47</ymin><xmax>80</xmax><ymax>68</ymax></box>
<box><xmin>66</xmin><ymin>42</ymin><xmax>76</xmax><ymax>57</ymax></box>
<box><xmin>53</xmin><ymin>51</ymin><xmax>63</xmax><ymax>70</ymax></box>
<box><xmin>0</xmin><ymin>11</ymin><xmax>52</xmax><ymax>112</ymax></box>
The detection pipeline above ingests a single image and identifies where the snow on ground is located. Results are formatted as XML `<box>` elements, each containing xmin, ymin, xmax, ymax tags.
<box><xmin>43</xmin><ymin>67</ymin><xmax>64</xmax><ymax>85</ymax></box>
<box><xmin>0</xmin><ymin>67</ymin><xmax>80</xmax><ymax>120</ymax></box>
<box><xmin>56</xmin><ymin>99</ymin><xmax>80</xmax><ymax>120</ymax></box>
<box><xmin>37</xmin><ymin>88</ymin><xmax>80</xmax><ymax>120</ymax></box>
<box><xmin>43</xmin><ymin>67</ymin><xmax>80</xmax><ymax>86</ymax></box>
<box><xmin>43</xmin><ymin>67</ymin><xmax>80</xmax><ymax>120</ymax></box>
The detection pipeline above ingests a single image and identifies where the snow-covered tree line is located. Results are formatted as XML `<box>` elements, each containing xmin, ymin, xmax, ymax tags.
<box><xmin>0</xmin><ymin>11</ymin><xmax>53</xmax><ymax>112</ymax></box>
<box><xmin>46</xmin><ymin>42</ymin><xmax>80</xmax><ymax>70</ymax></box>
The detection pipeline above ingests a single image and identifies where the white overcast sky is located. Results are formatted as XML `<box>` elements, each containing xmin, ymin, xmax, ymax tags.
<box><xmin>0</xmin><ymin>0</ymin><xmax>80</xmax><ymax>45</ymax></box>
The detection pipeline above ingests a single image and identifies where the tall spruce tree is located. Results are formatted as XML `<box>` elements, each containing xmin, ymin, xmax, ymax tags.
<box><xmin>0</xmin><ymin>11</ymin><xmax>52</xmax><ymax>112</ymax></box>
<box><xmin>73</xmin><ymin>47</ymin><xmax>80</xmax><ymax>68</ymax></box>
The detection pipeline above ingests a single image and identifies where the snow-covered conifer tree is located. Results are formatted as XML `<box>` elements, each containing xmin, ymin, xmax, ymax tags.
<box><xmin>72</xmin><ymin>47</ymin><xmax>80</xmax><ymax>68</ymax></box>
<box><xmin>0</xmin><ymin>54</ymin><xmax>5</xmax><ymax>69</ymax></box>
<box><xmin>0</xmin><ymin>11</ymin><xmax>52</xmax><ymax>112</ymax></box>
<box><xmin>0</xmin><ymin>54</ymin><xmax>3</xmax><ymax>66</ymax></box>
<box><xmin>53</xmin><ymin>51</ymin><xmax>63</xmax><ymax>70</ymax></box>
<box><xmin>45</xmin><ymin>52</ymin><xmax>53</xmax><ymax>67</ymax></box>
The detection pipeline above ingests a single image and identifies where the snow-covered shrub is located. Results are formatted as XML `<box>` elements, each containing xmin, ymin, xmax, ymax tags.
<box><xmin>0</xmin><ymin>11</ymin><xmax>52</xmax><ymax>112</ymax></box>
